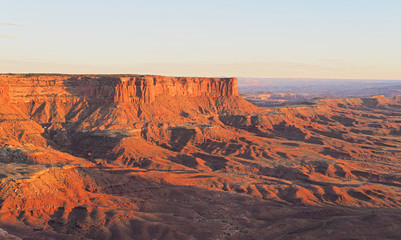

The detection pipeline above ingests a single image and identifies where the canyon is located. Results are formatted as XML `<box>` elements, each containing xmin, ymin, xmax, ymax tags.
<box><xmin>0</xmin><ymin>74</ymin><xmax>401</xmax><ymax>239</ymax></box>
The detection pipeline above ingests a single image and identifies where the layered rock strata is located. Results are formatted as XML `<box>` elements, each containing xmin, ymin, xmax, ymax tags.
<box><xmin>0</xmin><ymin>74</ymin><xmax>238</xmax><ymax>104</ymax></box>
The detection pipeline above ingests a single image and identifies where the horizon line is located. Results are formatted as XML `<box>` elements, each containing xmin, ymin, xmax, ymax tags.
<box><xmin>1</xmin><ymin>72</ymin><xmax>401</xmax><ymax>81</ymax></box>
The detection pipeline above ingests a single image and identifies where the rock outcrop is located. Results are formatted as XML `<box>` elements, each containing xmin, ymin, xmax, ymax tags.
<box><xmin>0</xmin><ymin>84</ymin><xmax>10</xmax><ymax>105</ymax></box>
<box><xmin>1</xmin><ymin>74</ymin><xmax>401</xmax><ymax>239</ymax></box>
<box><xmin>0</xmin><ymin>74</ymin><xmax>238</xmax><ymax>104</ymax></box>
<box><xmin>0</xmin><ymin>74</ymin><xmax>253</xmax><ymax>129</ymax></box>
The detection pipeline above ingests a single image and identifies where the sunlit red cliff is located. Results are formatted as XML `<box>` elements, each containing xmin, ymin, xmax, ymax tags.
<box><xmin>0</xmin><ymin>74</ymin><xmax>401</xmax><ymax>239</ymax></box>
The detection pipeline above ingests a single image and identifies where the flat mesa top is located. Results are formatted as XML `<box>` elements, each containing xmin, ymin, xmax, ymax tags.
<box><xmin>0</xmin><ymin>73</ymin><xmax>235</xmax><ymax>79</ymax></box>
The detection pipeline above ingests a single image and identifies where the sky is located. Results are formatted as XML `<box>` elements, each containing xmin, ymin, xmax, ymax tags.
<box><xmin>1</xmin><ymin>0</ymin><xmax>401</xmax><ymax>79</ymax></box>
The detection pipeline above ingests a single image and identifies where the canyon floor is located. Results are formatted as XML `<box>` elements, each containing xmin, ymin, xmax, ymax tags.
<box><xmin>1</xmin><ymin>75</ymin><xmax>401</xmax><ymax>239</ymax></box>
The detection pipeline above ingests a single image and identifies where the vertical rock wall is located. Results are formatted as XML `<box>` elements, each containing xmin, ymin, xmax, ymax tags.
<box><xmin>0</xmin><ymin>74</ymin><xmax>239</xmax><ymax>104</ymax></box>
<box><xmin>0</xmin><ymin>84</ymin><xmax>10</xmax><ymax>104</ymax></box>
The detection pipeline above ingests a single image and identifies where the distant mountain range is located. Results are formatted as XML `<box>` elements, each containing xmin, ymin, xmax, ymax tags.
<box><xmin>238</xmin><ymin>77</ymin><xmax>401</xmax><ymax>97</ymax></box>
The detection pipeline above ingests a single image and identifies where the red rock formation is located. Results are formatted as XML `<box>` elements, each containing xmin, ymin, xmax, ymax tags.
<box><xmin>395</xmin><ymin>95</ymin><xmax>401</xmax><ymax>103</ymax></box>
<box><xmin>0</xmin><ymin>74</ymin><xmax>238</xmax><ymax>105</ymax></box>
<box><xmin>0</xmin><ymin>74</ymin><xmax>251</xmax><ymax>128</ymax></box>
<box><xmin>115</xmin><ymin>76</ymin><xmax>238</xmax><ymax>103</ymax></box>
<box><xmin>1</xmin><ymin>74</ymin><xmax>401</xmax><ymax>239</ymax></box>
<box><xmin>0</xmin><ymin>84</ymin><xmax>10</xmax><ymax>104</ymax></box>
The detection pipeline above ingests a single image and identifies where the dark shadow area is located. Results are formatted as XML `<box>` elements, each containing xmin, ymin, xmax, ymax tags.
<box><xmin>191</xmin><ymin>152</ymin><xmax>228</xmax><ymax>171</ymax></box>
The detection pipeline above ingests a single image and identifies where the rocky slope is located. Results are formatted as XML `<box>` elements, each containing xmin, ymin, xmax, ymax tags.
<box><xmin>1</xmin><ymin>74</ymin><xmax>401</xmax><ymax>239</ymax></box>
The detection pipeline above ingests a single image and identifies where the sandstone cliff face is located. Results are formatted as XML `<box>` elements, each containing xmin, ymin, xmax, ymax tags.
<box><xmin>2</xmin><ymin>74</ymin><xmax>401</xmax><ymax>239</ymax></box>
<box><xmin>0</xmin><ymin>74</ymin><xmax>238</xmax><ymax>105</ymax></box>
<box><xmin>0</xmin><ymin>84</ymin><xmax>10</xmax><ymax>104</ymax></box>
<box><xmin>0</xmin><ymin>74</ymin><xmax>248</xmax><ymax>141</ymax></box>
<box><xmin>115</xmin><ymin>76</ymin><xmax>238</xmax><ymax>103</ymax></box>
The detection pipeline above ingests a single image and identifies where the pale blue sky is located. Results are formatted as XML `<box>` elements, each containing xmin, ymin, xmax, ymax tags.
<box><xmin>1</xmin><ymin>0</ymin><xmax>400</xmax><ymax>78</ymax></box>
